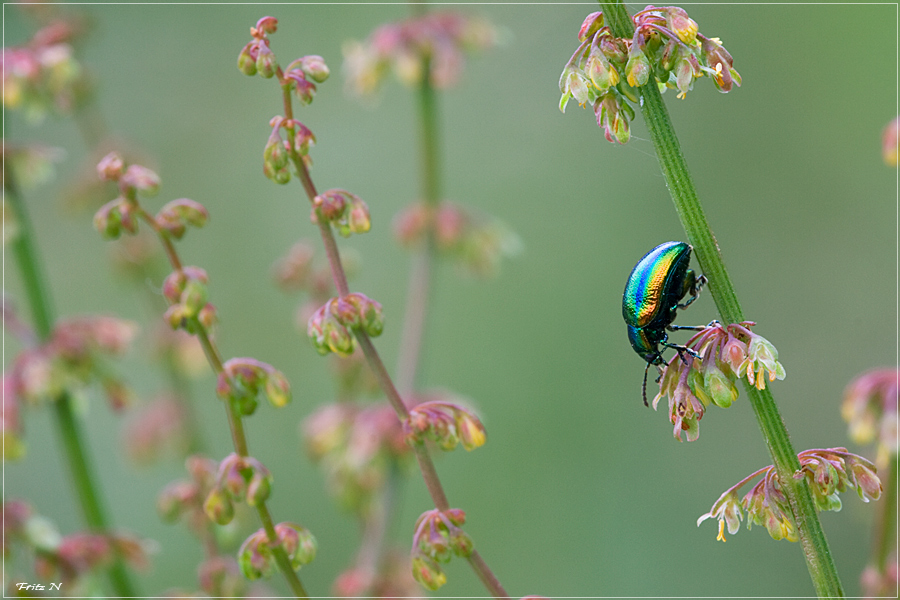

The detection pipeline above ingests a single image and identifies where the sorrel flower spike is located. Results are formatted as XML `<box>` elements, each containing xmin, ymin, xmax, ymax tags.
<box><xmin>558</xmin><ymin>6</ymin><xmax>741</xmax><ymax>143</ymax></box>
<box><xmin>343</xmin><ymin>11</ymin><xmax>497</xmax><ymax>97</ymax></box>
<box><xmin>652</xmin><ymin>321</ymin><xmax>784</xmax><ymax>441</ymax></box>
<box><xmin>698</xmin><ymin>448</ymin><xmax>882</xmax><ymax>542</ymax></box>
<box><xmin>842</xmin><ymin>368</ymin><xmax>899</xmax><ymax>461</ymax></box>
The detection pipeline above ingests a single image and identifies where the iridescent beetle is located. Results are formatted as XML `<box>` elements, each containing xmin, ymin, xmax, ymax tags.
<box><xmin>622</xmin><ymin>241</ymin><xmax>708</xmax><ymax>406</ymax></box>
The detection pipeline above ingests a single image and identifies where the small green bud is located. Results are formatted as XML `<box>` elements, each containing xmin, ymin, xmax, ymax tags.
<box><xmin>704</xmin><ymin>364</ymin><xmax>738</xmax><ymax>408</ymax></box>
<box><xmin>246</xmin><ymin>472</ymin><xmax>272</xmax><ymax>506</ymax></box>
<box><xmin>300</xmin><ymin>55</ymin><xmax>330</xmax><ymax>83</ymax></box>
<box><xmin>263</xmin><ymin>370</ymin><xmax>291</xmax><ymax>408</ymax></box>
<box><xmin>181</xmin><ymin>278</ymin><xmax>209</xmax><ymax>317</ymax></box>
<box><xmin>93</xmin><ymin>199</ymin><xmax>125</xmax><ymax>239</ymax></box>
<box><xmin>255</xmin><ymin>43</ymin><xmax>277</xmax><ymax>79</ymax></box>
<box><xmin>238</xmin><ymin>43</ymin><xmax>258</xmax><ymax>76</ymax></box>
<box><xmin>203</xmin><ymin>488</ymin><xmax>235</xmax><ymax>525</ymax></box>
<box><xmin>238</xmin><ymin>530</ymin><xmax>274</xmax><ymax>580</ymax></box>
<box><xmin>411</xmin><ymin>556</ymin><xmax>447</xmax><ymax>591</ymax></box>
<box><xmin>625</xmin><ymin>48</ymin><xmax>651</xmax><ymax>88</ymax></box>
<box><xmin>275</xmin><ymin>523</ymin><xmax>317</xmax><ymax>570</ymax></box>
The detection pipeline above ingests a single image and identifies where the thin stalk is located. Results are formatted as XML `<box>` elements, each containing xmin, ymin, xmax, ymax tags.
<box><xmin>288</xmin><ymin>153</ymin><xmax>510</xmax><ymax>600</ymax></box>
<box><xmin>5</xmin><ymin>175</ymin><xmax>137</xmax><ymax>597</ymax></box>
<box><xmin>869</xmin><ymin>455</ymin><xmax>898</xmax><ymax>575</ymax></box>
<box><xmin>600</xmin><ymin>1</ymin><xmax>844</xmax><ymax>597</ymax></box>
<box><xmin>396</xmin><ymin>50</ymin><xmax>441</xmax><ymax>395</ymax></box>
<box><xmin>134</xmin><ymin>210</ymin><xmax>309</xmax><ymax>599</ymax></box>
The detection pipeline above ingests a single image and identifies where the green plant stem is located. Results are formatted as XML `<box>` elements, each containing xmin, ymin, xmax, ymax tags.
<box><xmin>600</xmin><ymin>2</ymin><xmax>844</xmax><ymax>597</ymax></box>
<box><xmin>135</xmin><ymin>212</ymin><xmax>309</xmax><ymax>599</ymax></box>
<box><xmin>396</xmin><ymin>51</ymin><xmax>441</xmax><ymax>395</ymax></box>
<box><xmin>870</xmin><ymin>454</ymin><xmax>897</xmax><ymax>574</ymax></box>
<box><xmin>5</xmin><ymin>176</ymin><xmax>137</xmax><ymax>597</ymax></box>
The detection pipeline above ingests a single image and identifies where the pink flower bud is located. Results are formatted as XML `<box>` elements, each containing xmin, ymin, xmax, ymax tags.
<box><xmin>293</xmin><ymin>76</ymin><xmax>316</xmax><ymax>105</ymax></box>
<box><xmin>578</xmin><ymin>12</ymin><xmax>604</xmax><ymax>42</ymax></box>
<box><xmin>314</xmin><ymin>191</ymin><xmax>347</xmax><ymax>221</ymax></box>
<box><xmin>883</xmin><ymin>117</ymin><xmax>899</xmax><ymax>167</ymax></box>
<box><xmin>96</xmin><ymin>152</ymin><xmax>124</xmax><ymax>181</ymax></box>
<box><xmin>156</xmin><ymin>199</ymin><xmax>209</xmax><ymax>237</ymax></box>
<box><xmin>275</xmin><ymin>522</ymin><xmax>317</xmax><ymax>570</ymax></box>
<box><xmin>198</xmin><ymin>556</ymin><xmax>246</xmax><ymax>598</ymax></box>
<box><xmin>293</xmin><ymin>123</ymin><xmax>316</xmax><ymax>155</ymax></box>
<box><xmin>300</xmin><ymin>54</ymin><xmax>330</xmax><ymax>83</ymax></box>
<box><xmin>850</xmin><ymin>460</ymin><xmax>883</xmax><ymax>502</ymax></box>
<box><xmin>255</xmin><ymin>16</ymin><xmax>278</xmax><ymax>35</ymax></box>
<box><xmin>157</xmin><ymin>480</ymin><xmax>197</xmax><ymax>522</ymax></box>
<box><xmin>121</xmin><ymin>164</ymin><xmax>160</xmax><ymax>196</ymax></box>
<box><xmin>393</xmin><ymin>203</ymin><xmax>429</xmax><ymax>247</ymax></box>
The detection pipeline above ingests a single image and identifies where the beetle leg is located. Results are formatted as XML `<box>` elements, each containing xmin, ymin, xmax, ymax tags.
<box><xmin>667</xmin><ymin>324</ymin><xmax>706</xmax><ymax>332</ymax></box>
<box><xmin>662</xmin><ymin>341</ymin><xmax>700</xmax><ymax>365</ymax></box>
<box><xmin>677</xmin><ymin>273</ymin><xmax>708</xmax><ymax>310</ymax></box>
<box><xmin>641</xmin><ymin>361</ymin><xmax>651</xmax><ymax>407</ymax></box>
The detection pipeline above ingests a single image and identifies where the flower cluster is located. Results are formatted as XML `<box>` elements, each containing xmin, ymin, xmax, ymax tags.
<box><xmin>559</xmin><ymin>6</ymin><xmax>740</xmax><ymax>143</ymax></box>
<box><xmin>332</xmin><ymin>550</ymin><xmax>419</xmax><ymax>597</ymax></box>
<box><xmin>698</xmin><ymin>448</ymin><xmax>882</xmax><ymax>542</ymax></box>
<box><xmin>393</xmin><ymin>201</ymin><xmax>521</xmax><ymax>277</ymax></box>
<box><xmin>3</xmin><ymin>19</ymin><xmax>90</xmax><ymax>123</ymax></box>
<box><xmin>410</xmin><ymin>508</ymin><xmax>473</xmax><ymax>591</ymax></box>
<box><xmin>237</xmin><ymin>16</ymin><xmax>329</xmax><ymax>104</ymax></box>
<box><xmin>862</xmin><ymin>552</ymin><xmax>899</xmax><ymax>598</ymax></box>
<box><xmin>883</xmin><ymin>117</ymin><xmax>899</xmax><ymax>167</ymax></box>
<box><xmin>154</xmin><ymin>198</ymin><xmax>209</xmax><ymax>239</ymax></box>
<box><xmin>94</xmin><ymin>154</ymin><xmax>210</xmax><ymax>246</ymax></box>
<box><xmin>343</xmin><ymin>11</ymin><xmax>497</xmax><ymax>97</ymax></box>
<box><xmin>238</xmin><ymin>522</ymin><xmax>317</xmax><ymax>580</ymax></box>
<box><xmin>2</xmin><ymin>143</ymin><xmax>66</xmax><ymax>193</ymax></box>
<box><xmin>2</xmin><ymin>375</ymin><xmax>24</xmax><ymax>460</ymax></box>
<box><xmin>202</xmin><ymin>453</ymin><xmax>274</xmax><ymax>525</ymax></box>
<box><xmin>262</xmin><ymin>116</ymin><xmax>316</xmax><ymax>184</ymax></box>
<box><xmin>307</xmin><ymin>293</ymin><xmax>385</xmax><ymax>357</ymax></box>
<box><xmin>7</xmin><ymin>315</ymin><xmax>138</xmax><ymax>414</ymax></box>
<box><xmin>303</xmin><ymin>402</ymin><xmax>410</xmax><ymax>514</ymax></box>
<box><xmin>312</xmin><ymin>189</ymin><xmax>372</xmax><ymax>237</ymax></box>
<box><xmin>842</xmin><ymin>368</ymin><xmax>898</xmax><ymax>461</ymax></box>
<box><xmin>160</xmin><ymin>266</ymin><xmax>218</xmax><ymax>334</ymax></box>
<box><xmin>157</xmin><ymin>455</ymin><xmax>219</xmax><ymax>534</ymax></box>
<box><xmin>403</xmin><ymin>397</ymin><xmax>487</xmax><ymax>451</ymax></box>
<box><xmin>158</xmin><ymin>462</ymin><xmax>270</xmax><ymax>595</ymax></box>
<box><xmin>653</xmin><ymin>321</ymin><xmax>785</xmax><ymax>441</ymax></box>
<box><xmin>121</xmin><ymin>394</ymin><xmax>190</xmax><ymax>465</ymax></box>
<box><xmin>195</xmin><ymin>556</ymin><xmax>253</xmax><ymax>598</ymax></box>
<box><xmin>4</xmin><ymin>500</ymin><xmax>148</xmax><ymax>592</ymax></box>
<box><xmin>215</xmin><ymin>358</ymin><xmax>291</xmax><ymax>415</ymax></box>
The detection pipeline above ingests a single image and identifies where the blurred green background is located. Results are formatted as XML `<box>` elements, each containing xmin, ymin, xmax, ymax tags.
<box><xmin>4</xmin><ymin>2</ymin><xmax>896</xmax><ymax>597</ymax></box>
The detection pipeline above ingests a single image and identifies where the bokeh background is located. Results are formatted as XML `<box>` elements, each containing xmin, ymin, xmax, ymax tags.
<box><xmin>4</xmin><ymin>2</ymin><xmax>896</xmax><ymax>597</ymax></box>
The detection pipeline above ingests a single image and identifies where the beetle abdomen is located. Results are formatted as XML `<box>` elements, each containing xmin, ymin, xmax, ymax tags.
<box><xmin>622</xmin><ymin>241</ymin><xmax>692</xmax><ymax>328</ymax></box>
